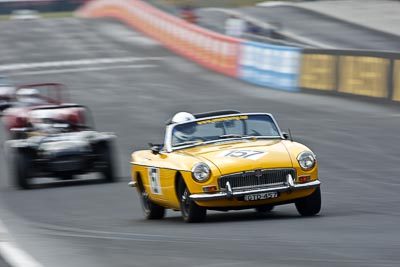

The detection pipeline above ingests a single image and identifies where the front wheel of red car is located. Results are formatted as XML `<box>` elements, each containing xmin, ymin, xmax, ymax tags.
<box><xmin>295</xmin><ymin>187</ymin><xmax>321</xmax><ymax>216</ymax></box>
<box><xmin>179</xmin><ymin>180</ymin><xmax>206</xmax><ymax>223</ymax></box>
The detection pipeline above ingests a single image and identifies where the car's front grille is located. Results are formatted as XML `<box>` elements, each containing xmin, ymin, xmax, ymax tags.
<box><xmin>49</xmin><ymin>156</ymin><xmax>84</xmax><ymax>172</ymax></box>
<box><xmin>218</xmin><ymin>168</ymin><xmax>295</xmax><ymax>190</ymax></box>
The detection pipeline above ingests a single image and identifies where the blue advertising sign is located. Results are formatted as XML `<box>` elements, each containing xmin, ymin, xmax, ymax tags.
<box><xmin>239</xmin><ymin>41</ymin><xmax>302</xmax><ymax>91</ymax></box>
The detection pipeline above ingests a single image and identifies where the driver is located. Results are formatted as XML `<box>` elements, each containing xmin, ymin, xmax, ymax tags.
<box><xmin>16</xmin><ymin>88</ymin><xmax>46</xmax><ymax>105</ymax></box>
<box><xmin>171</xmin><ymin>112</ymin><xmax>197</xmax><ymax>145</ymax></box>
<box><xmin>29</xmin><ymin>109</ymin><xmax>59</xmax><ymax>134</ymax></box>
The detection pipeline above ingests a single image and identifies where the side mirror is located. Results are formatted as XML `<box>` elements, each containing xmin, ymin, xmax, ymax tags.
<box><xmin>282</xmin><ymin>132</ymin><xmax>289</xmax><ymax>140</ymax></box>
<box><xmin>282</xmin><ymin>130</ymin><xmax>293</xmax><ymax>142</ymax></box>
<box><xmin>148</xmin><ymin>143</ymin><xmax>162</xmax><ymax>155</ymax></box>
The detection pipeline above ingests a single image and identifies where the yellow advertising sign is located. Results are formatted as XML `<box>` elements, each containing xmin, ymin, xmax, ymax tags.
<box><xmin>393</xmin><ymin>60</ymin><xmax>400</xmax><ymax>102</ymax></box>
<box><xmin>338</xmin><ymin>56</ymin><xmax>389</xmax><ymax>98</ymax></box>
<box><xmin>300</xmin><ymin>54</ymin><xmax>337</xmax><ymax>91</ymax></box>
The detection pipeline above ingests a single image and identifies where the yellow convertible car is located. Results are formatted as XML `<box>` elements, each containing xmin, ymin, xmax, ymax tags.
<box><xmin>130</xmin><ymin>110</ymin><xmax>321</xmax><ymax>222</ymax></box>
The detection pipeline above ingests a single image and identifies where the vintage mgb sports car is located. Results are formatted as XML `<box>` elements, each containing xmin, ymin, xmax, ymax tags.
<box><xmin>130</xmin><ymin>110</ymin><xmax>321</xmax><ymax>222</ymax></box>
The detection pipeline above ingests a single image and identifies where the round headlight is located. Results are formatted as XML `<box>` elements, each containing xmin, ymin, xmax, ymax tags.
<box><xmin>297</xmin><ymin>151</ymin><xmax>316</xmax><ymax>171</ymax></box>
<box><xmin>191</xmin><ymin>162</ymin><xmax>211</xmax><ymax>182</ymax></box>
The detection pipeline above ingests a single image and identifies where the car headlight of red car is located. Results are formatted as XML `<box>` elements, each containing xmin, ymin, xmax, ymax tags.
<box><xmin>191</xmin><ymin>162</ymin><xmax>211</xmax><ymax>182</ymax></box>
<box><xmin>297</xmin><ymin>151</ymin><xmax>316</xmax><ymax>171</ymax></box>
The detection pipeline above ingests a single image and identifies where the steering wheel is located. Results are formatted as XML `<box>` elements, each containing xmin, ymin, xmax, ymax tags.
<box><xmin>250</xmin><ymin>129</ymin><xmax>262</xmax><ymax>136</ymax></box>
<box><xmin>188</xmin><ymin>136</ymin><xmax>205</xmax><ymax>142</ymax></box>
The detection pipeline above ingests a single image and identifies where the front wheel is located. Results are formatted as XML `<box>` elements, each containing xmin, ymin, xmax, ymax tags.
<box><xmin>139</xmin><ymin>185</ymin><xmax>165</xmax><ymax>220</ymax></box>
<box><xmin>179</xmin><ymin>180</ymin><xmax>206</xmax><ymax>223</ymax></box>
<box><xmin>98</xmin><ymin>142</ymin><xmax>116</xmax><ymax>183</ymax></box>
<box><xmin>14</xmin><ymin>151</ymin><xmax>31</xmax><ymax>189</ymax></box>
<box><xmin>295</xmin><ymin>187</ymin><xmax>321</xmax><ymax>216</ymax></box>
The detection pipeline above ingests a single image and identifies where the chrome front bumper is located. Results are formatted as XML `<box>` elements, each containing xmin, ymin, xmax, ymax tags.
<box><xmin>189</xmin><ymin>180</ymin><xmax>321</xmax><ymax>201</ymax></box>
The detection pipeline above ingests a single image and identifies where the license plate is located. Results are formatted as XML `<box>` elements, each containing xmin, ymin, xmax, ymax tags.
<box><xmin>244</xmin><ymin>192</ymin><xmax>279</xmax><ymax>201</ymax></box>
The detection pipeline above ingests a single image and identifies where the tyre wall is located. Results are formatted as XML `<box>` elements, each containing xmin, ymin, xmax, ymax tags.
<box><xmin>76</xmin><ymin>0</ymin><xmax>301</xmax><ymax>91</ymax></box>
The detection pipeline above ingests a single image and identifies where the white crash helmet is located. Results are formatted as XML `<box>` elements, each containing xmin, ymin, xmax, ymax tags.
<box><xmin>0</xmin><ymin>86</ymin><xmax>16</xmax><ymax>98</ymax></box>
<box><xmin>171</xmin><ymin>112</ymin><xmax>195</xmax><ymax>123</ymax></box>
<box><xmin>16</xmin><ymin>88</ymin><xmax>43</xmax><ymax>104</ymax></box>
<box><xmin>172</xmin><ymin>112</ymin><xmax>196</xmax><ymax>142</ymax></box>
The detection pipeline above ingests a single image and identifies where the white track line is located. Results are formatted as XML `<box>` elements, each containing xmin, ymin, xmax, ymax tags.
<box><xmin>0</xmin><ymin>57</ymin><xmax>164</xmax><ymax>71</ymax></box>
<box><xmin>11</xmin><ymin>64</ymin><xmax>157</xmax><ymax>76</ymax></box>
<box><xmin>0</xmin><ymin>220</ymin><xmax>43</xmax><ymax>267</ymax></box>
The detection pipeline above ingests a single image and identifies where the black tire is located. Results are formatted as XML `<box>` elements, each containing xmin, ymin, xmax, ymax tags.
<box><xmin>14</xmin><ymin>151</ymin><xmax>31</xmax><ymax>189</ymax></box>
<box><xmin>179</xmin><ymin>179</ymin><xmax>206</xmax><ymax>223</ymax></box>
<box><xmin>138</xmin><ymin>179</ymin><xmax>165</xmax><ymax>220</ymax></box>
<box><xmin>255</xmin><ymin>205</ymin><xmax>274</xmax><ymax>213</ymax></box>
<box><xmin>98</xmin><ymin>142</ymin><xmax>116</xmax><ymax>183</ymax></box>
<box><xmin>295</xmin><ymin>187</ymin><xmax>321</xmax><ymax>216</ymax></box>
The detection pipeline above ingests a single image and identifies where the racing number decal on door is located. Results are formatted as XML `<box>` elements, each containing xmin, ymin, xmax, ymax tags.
<box><xmin>220</xmin><ymin>150</ymin><xmax>267</xmax><ymax>160</ymax></box>
<box><xmin>148</xmin><ymin>167</ymin><xmax>162</xmax><ymax>195</ymax></box>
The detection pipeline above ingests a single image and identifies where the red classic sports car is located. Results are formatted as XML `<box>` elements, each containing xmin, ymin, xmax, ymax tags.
<box><xmin>1</xmin><ymin>83</ymin><xmax>72</xmax><ymax>139</ymax></box>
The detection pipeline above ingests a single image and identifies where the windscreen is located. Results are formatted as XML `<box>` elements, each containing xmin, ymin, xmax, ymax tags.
<box><xmin>171</xmin><ymin>114</ymin><xmax>280</xmax><ymax>147</ymax></box>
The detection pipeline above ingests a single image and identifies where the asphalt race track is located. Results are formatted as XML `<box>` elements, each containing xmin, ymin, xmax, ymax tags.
<box><xmin>0</xmin><ymin>17</ymin><xmax>400</xmax><ymax>267</ymax></box>
<box><xmin>198</xmin><ymin>6</ymin><xmax>400</xmax><ymax>51</ymax></box>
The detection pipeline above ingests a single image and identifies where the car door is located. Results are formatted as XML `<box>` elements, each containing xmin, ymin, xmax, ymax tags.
<box><xmin>142</xmin><ymin>151</ymin><xmax>181</xmax><ymax>208</ymax></box>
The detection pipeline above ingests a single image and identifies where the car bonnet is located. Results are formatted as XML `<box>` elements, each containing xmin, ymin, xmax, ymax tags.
<box><xmin>180</xmin><ymin>139</ymin><xmax>293</xmax><ymax>175</ymax></box>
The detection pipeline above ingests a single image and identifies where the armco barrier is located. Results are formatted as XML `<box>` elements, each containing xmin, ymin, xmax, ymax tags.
<box><xmin>77</xmin><ymin>0</ymin><xmax>240</xmax><ymax>77</ymax></box>
<box><xmin>300</xmin><ymin>49</ymin><xmax>400</xmax><ymax>102</ymax></box>
<box><xmin>239</xmin><ymin>42</ymin><xmax>301</xmax><ymax>91</ymax></box>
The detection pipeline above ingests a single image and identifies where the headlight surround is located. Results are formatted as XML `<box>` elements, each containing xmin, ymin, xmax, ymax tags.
<box><xmin>191</xmin><ymin>162</ymin><xmax>211</xmax><ymax>182</ymax></box>
<box><xmin>297</xmin><ymin>151</ymin><xmax>316</xmax><ymax>171</ymax></box>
